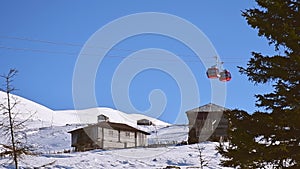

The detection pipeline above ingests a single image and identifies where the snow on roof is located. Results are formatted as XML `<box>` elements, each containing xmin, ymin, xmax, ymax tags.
<box><xmin>68</xmin><ymin>121</ymin><xmax>150</xmax><ymax>135</ymax></box>
<box><xmin>127</xmin><ymin>113</ymin><xmax>170</xmax><ymax>126</ymax></box>
<box><xmin>56</xmin><ymin>108</ymin><xmax>170</xmax><ymax>129</ymax></box>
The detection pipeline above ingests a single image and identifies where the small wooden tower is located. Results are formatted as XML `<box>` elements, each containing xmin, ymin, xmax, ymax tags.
<box><xmin>186</xmin><ymin>103</ymin><xmax>229</xmax><ymax>144</ymax></box>
<box><xmin>97</xmin><ymin>114</ymin><xmax>109</xmax><ymax>122</ymax></box>
<box><xmin>137</xmin><ymin>119</ymin><xmax>153</xmax><ymax>126</ymax></box>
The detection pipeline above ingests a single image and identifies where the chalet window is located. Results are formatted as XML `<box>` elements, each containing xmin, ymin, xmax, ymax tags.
<box><xmin>125</xmin><ymin>132</ymin><xmax>130</xmax><ymax>138</ymax></box>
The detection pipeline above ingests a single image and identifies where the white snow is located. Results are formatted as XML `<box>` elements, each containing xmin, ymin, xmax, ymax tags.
<box><xmin>55</xmin><ymin>108</ymin><xmax>169</xmax><ymax>129</ymax></box>
<box><xmin>1</xmin><ymin>142</ymin><xmax>232</xmax><ymax>169</ymax></box>
<box><xmin>0</xmin><ymin>124</ymin><xmax>233</xmax><ymax>169</ymax></box>
<box><xmin>0</xmin><ymin>91</ymin><xmax>169</xmax><ymax>128</ymax></box>
<box><xmin>148</xmin><ymin>125</ymin><xmax>189</xmax><ymax>145</ymax></box>
<box><xmin>0</xmin><ymin>91</ymin><xmax>55</xmax><ymax>128</ymax></box>
<box><xmin>0</xmin><ymin>91</ymin><xmax>231</xmax><ymax>168</ymax></box>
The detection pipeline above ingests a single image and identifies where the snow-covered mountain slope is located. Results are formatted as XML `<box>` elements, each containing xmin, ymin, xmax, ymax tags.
<box><xmin>148</xmin><ymin>125</ymin><xmax>189</xmax><ymax>145</ymax></box>
<box><xmin>55</xmin><ymin>107</ymin><xmax>170</xmax><ymax>129</ymax></box>
<box><xmin>24</xmin><ymin>124</ymin><xmax>88</xmax><ymax>154</ymax></box>
<box><xmin>0</xmin><ymin>91</ymin><xmax>55</xmax><ymax>128</ymax></box>
<box><xmin>0</xmin><ymin>91</ymin><xmax>170</xmax><ymax>128</ymax></box>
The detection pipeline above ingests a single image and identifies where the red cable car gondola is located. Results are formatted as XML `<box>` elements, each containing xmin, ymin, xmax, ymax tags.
<box><xmin>206</xmin><ymin>66</ymin><xmax>219</xmax><ymax>79</ymax></box>
<box><xmin>206</xmin><ymin>56</ymin><xmax>232</xmax><ymax>82</ymax></box>
<box><xmin>219</xmin><ymin>69</ymin><xmax>232</xmax><ymax>82</ymax></box>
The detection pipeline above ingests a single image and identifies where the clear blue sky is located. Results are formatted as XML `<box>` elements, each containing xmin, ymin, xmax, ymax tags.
<box><xmin>0</xmin><ymin>1</ymin><xmax>275</xmax><ymax>124</ymax></box>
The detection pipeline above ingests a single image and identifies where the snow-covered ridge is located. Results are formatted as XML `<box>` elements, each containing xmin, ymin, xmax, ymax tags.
<box><xmin>0</xmin><ymin>91</ymin><xmax>170</xmax><ymax>128</ymax></box>
<box><xmin>0</xmin><ymin>91</ymin><xmax>55</xmax><ymax>127</ymax></box>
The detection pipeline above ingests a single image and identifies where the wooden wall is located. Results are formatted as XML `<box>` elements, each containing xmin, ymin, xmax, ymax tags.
<box><xmin>71</xmin><ymin>125</ymin><xmax>148</xmax><ymax>151</ymax></box>
<box><xmin>84</xmin><ymin>127</ymin><xmax>148</xmax><ymax>149</ymax></box>
<box><xmin>187</xmin><ymin>111</ymin><xmax>228</xmax><ymax>144</ymax></box>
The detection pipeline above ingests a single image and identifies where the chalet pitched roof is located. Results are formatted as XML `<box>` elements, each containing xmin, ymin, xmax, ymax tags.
<box><xmin>68</xmin><ymin>121</ymin><xmax>150</xmax><ymax>135</ymax></box>
<box><xmin>186</xmin><ymin>103</ymin><xmax>229</xmax><ymax>114</ymax></box>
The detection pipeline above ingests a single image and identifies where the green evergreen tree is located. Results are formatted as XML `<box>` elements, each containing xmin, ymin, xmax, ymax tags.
<box><xmin>218</xmin><ymin>110</ymin><xmax>267</xmax><ymax>168</ymax></box>
<box><xmin>219</xmin><ymin>0</ymin><xmax>300</xmax><ymax>168</ymax></box>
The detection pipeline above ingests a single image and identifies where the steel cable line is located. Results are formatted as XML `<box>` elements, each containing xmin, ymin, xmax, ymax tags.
<box><xmin>0</xmin><ymin>35</ymin><xmax>248</xmax><ymax>61</ymax></box>
<box><xmin>0</xmin><ymin>45</ymin><xmax>246</xmax><ymax>64</ymax></box>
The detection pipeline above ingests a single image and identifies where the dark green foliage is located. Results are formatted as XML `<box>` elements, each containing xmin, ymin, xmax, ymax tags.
<box><xmin>218</xmin><ymin>110</ymin><xmax>266</xmax><ymax>168</ymax></box>
<box><xmin>220</xmin><ymin>109</ymin><xmax>300</xmax><ymax>168</ymax></box>
<box><xmin>219</xmin><ymin>0</ymin><xmax>300</xmax><ymax>168</ymax></box>
<box><xmin>242</xmin><ymin>0</ymin><xmax>300</xmax><ymax>52</ymax></box>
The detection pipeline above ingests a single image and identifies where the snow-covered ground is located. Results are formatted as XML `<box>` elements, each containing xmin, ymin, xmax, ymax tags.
<box><xmin>0</xmin><ymin>92</ymin><xmax>232</xmax><ymax>168</ymax></box>
<box><xmin>1</xmin><ymin>142</ymin><xmax>231</xmax><ymax>169</ymax></box>
<box><xmin>148</xmin><ymin>125</ymin><xmax>189</xmax><ymax>145</ymax></box>
<box><xmin>19</xmin><ymin>124</ymin><xmax>189</xmax><ymax>154</ymax></box>
<box><xmin>1</xmin><ymin>124</ymin><xmax>232</xmax><ymax>169</ymax></box>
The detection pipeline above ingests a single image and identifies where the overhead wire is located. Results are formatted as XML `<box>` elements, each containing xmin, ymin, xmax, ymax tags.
<box><xmin>0</xmin><ymin>45</ymin><xmax>247</xmax><ymax>64</ymax></box>
<box><xmin>0</xmin><ymin>35</ymin><xmax>249</xmax><ymax>64</ymax></box>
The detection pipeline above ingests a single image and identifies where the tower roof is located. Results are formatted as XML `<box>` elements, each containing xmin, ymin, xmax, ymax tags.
<box><xmin>186</xmin><ymin>103</ymin><xmax>229</xmax><ymax>113</ymax></box>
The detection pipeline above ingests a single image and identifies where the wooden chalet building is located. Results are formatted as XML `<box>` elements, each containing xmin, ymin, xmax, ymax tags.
<box><xmin>186</xmin><ymin>103</ymin><xmax>229</xmax><ymax>144</ymax></box>
<box><xmin>68</xmin><ymin>121</ymin><xmax>150</xmax><ymax>151</ymax></box>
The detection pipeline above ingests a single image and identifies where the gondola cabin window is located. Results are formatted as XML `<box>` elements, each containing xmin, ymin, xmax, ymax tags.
<box><xmin>219</xmin><ymin>70</ymin><xmax>231</xmax><ymax>82</ymax></box>
<box><xmin>206</xmin><ymin>67</ymin><xmax>220</xmax><ymax>79</ymax></box>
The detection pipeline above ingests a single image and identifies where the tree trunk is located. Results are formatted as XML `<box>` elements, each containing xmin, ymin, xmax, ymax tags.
<box><xmin>5</xmin><ymin>76</ymin><xmax>18</xmax><ymax>169</ymax></box>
